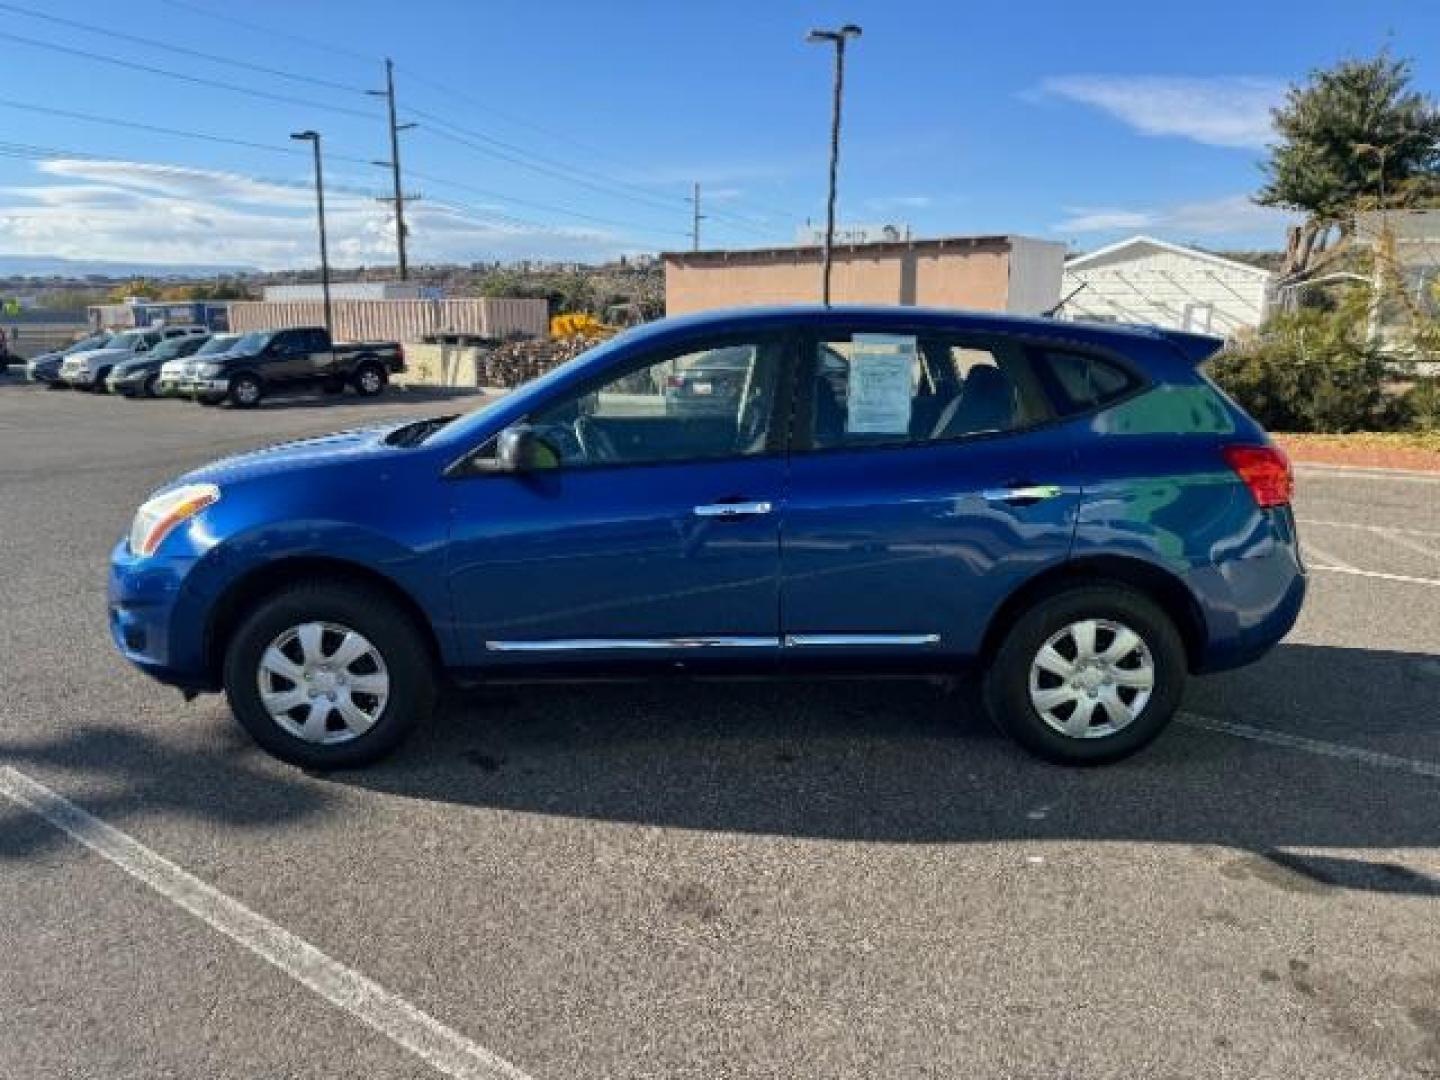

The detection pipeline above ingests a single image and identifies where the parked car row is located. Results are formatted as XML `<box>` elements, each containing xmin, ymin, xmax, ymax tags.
<box><xmin>26</xmin><ymin>326</ymin><xmax>406</xmax><ymax>407</ymax></box>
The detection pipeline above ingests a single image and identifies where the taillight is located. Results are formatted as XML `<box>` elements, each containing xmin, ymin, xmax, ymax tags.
<box><xmin>666</xmin><ymin>374</ymin><xmax>685</xmax><ymax>389</ymax></box>
<box><xmin>1223</xmin><ymin>444</ymin><xmax>1293</xmax><ymax>508</ymax></box>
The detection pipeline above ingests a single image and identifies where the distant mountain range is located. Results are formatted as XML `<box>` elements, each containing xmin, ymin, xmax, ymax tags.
<box><xmin>0</xmin><ymin>253</ymin><xmax>256</xmax><ymax>278</ymax></box>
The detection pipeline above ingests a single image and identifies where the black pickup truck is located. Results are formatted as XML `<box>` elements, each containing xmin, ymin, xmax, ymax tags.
<box><xmin>186</xmin><ymin>326</ymin><xmax>405</xmax><ymax>408</ymax></box>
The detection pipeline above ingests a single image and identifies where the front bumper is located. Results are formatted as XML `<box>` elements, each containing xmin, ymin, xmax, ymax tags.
<box><xmin>61</xmin><ymin>368</ymin><xmax>95</xmax><ymax>387</ymax></box>
<box><xmin>108</xmin><ymin>371</ymin><xmax>147</xmax><ymax>394</ymax></box>
<box><xmin>108</xmin><ymin>539</ymin><xmax>214</xmax><ymax>690</ymax></box>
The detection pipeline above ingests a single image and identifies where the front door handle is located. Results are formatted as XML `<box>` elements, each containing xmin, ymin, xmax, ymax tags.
<box><xmin>981</xmin><ymin>484</ymin><xmax>1065</xmax><ymax>506</ymax></box>
<box><xmin>694</xmin><ymin>500</ymin><xmax>773</xmax><ymax>518</ymax></box>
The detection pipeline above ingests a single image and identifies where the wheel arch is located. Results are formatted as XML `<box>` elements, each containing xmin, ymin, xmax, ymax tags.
<box><xmin>204</xmin><ymin>555</ymin><xmax>442</xmax><ymax>685</ymax></box>
<box><xmin>979</xmin><ymin>555</ymin><xmax>1208</xmax><ymax>673</ymax></box>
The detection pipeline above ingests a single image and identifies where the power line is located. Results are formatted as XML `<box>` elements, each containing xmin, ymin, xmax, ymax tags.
<box><xmin>0</xmin><ymin>96</ymin><xmax>362</xmax><ymax>161</ymax></box>
<box><xmin>0</xmin><ymin>29</ymin><xmax>380</xmax><ymax>122</ymax></box>
<box><xmin>0</xmin><ymin>0</ymin><xmax>370</xmax><ymax>94</ymax></box>
<box><xmin>158</xmin><ymin>0</ymin><xmax>377</xmax><ymax>65</ymax></box>
<box><xmin>406</xmin><ymin>168</ymin><xmax>689</xmax><ymax>238</ymax></box>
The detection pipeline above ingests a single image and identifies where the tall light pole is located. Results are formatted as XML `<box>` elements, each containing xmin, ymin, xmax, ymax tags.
<box><xmin>806</xmin><ymin>23</ymin><xmax>861</xmax><ymax>307</ymax></box>
<box><xmin>290</xmin><ymin>130</ymin><xmax>333</xmax><ymax>339</ymax></box>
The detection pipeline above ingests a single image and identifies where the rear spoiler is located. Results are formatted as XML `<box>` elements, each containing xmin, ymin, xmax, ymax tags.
<box><xmin>1157</xmin><ymin>328</ymin><xmax>1225</xmax><ymax>366</ymax></box>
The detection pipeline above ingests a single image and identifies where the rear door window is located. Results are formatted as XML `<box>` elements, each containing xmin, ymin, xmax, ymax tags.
<box><xmin>807</xmin><ymin>332</ymin><xmax>1052</xmax><ymax>450</ymax></box>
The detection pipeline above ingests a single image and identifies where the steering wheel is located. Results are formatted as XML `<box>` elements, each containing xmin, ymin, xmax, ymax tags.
<box><xmin>572</xmin><ymin>415</ymin><xmax>619</xmax><ymax>463</ymax></box>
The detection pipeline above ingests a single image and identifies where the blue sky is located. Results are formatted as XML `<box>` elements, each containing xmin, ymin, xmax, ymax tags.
<box><xmin>0</xmin><ymin>0</ymin><xmax>1434</xmax><ymax>270</ymax></box>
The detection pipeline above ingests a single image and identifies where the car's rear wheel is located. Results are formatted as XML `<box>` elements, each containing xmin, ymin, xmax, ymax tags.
<box><xmin>983</xmin><ymin>584</ymin><xmax>1185</xmax><ymax>765</ymax></box>
<box><xmin>228</xmin><ymin>373</ymin><xmax>262</xmax><ymax>408</ymax></box>
<box><xmin>353</xmin><ymin>361</ymin><xmax>386</xmax><ymax>397</ymax></box>
<box><xmin>222</xmin><ymin>582</ymin><xmax>436</xmax><ymax>769</ymax></box>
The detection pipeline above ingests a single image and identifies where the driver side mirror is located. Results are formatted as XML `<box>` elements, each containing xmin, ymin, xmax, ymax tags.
<box><xmin>495</xmin><ymin>424</ymin><xmax>560</xmax><ymax>473</ymax></box>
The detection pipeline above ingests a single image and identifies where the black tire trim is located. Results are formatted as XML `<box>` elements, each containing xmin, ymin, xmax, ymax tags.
<box><xmin>982</xmin><ymin>584</ymin><xmax>1186</xmax><ymax>765</ymax></box>
<box><xmin>221</xmin><ymin>580</ymin><xmax>437</xmax><ymax>769</ymax></box>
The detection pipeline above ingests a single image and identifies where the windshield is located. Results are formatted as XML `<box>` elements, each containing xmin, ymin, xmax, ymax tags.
<box><xmin>148</xmin><ymin>336</ymin><xmax>201</xmax><ymax>361</ymax></box>
<box><xmin>231</xmin><ymin>331</ymin><xmax>276</xmax><ymax>354</ymax></box>
<box><xmin>196</xmin><ymin>334</ymin><xmax>240</xmax><ymax>356</ymax></box>
<box><xmin>64</xmin><ymin>333</ymin><xmax>110</xmax><ymax>354</ymax></box>
<box><xmin>108</xmin><ymin>331</ymin><xmax>148</xmax><ymax>349</ymax></box>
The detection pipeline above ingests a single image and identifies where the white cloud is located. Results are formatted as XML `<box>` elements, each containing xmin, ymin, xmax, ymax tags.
<box><xmin>0</xmin><ymin>158</ymin><xmax>637</xmax><ymax>269</ymax></box>
<box><xmin>1037</xmin><ymin>75</ymin><xmax>1284</xmax><ymax>149</ymax></box>
<box><xmin>1054</xmin><ymin>194</ymin><xmax>1294</xmax><ymax>238</ymax></box>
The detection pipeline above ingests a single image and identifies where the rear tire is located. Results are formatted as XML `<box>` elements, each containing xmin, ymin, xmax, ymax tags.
<box><xmin>228</xmin><ymin>372</ymin><xmax>263</xmax><ymax>409</ymax></box>
<box><xmin>353</xmin><ymin>361</ymin><xmax>386</xmax><ymax>397</ymax></box>
<box><xmin>982</xmin><ymin>584</ymin><xmax>1186</xmax><ymax>765</ymax></box>
<box><xmin>222</xmin><ymin>581</ymin><xmax>437</xmax><ymax>770</ymax></box>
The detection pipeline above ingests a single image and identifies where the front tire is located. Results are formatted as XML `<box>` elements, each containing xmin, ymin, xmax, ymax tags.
<box><xmin>228</xmin><ymin>372</ymin><xmax>263</xmax><ymax>408</ymax></box>
<box><xmin>983</xmin><ymin>584</ymin><xmax>1186</xmax><ymax>765</ymax></box>
<box><xmin>222</xmin><ymin>582</ymin><xmax>437</xmax><ymax>769</ymax></box>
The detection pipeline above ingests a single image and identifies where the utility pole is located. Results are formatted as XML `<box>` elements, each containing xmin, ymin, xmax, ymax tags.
<box><xmin>290</xmin><ymin>130</ymin><xmax>333</xmax><ymax>339</ymax></box>
<box><xmin>688</xmin><ymin>181</ymin><xmax>705</xmax><ymax>251</ymax></box>
<box><xmin>806</xmin><ymin>24</ymin><xmax>862</xmax><ymax>307</ymax></box>
<box><xmin>370</xmin><ymin>58</ymin><xmax>418</xmax><ymax>280</ymax></box>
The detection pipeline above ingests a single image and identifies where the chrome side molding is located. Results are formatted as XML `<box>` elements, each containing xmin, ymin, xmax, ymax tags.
<box><xmin>486</xmin><ymin>636</ymin><xmax>780</xmax><ymax>652</ymax></box>
<box><xmin>485</xmin><ymin>633</ymin><xmax>942</xmax><ymax>652</ymax></box>
<box><xmin>784</xmin><ymin>634</ymin><xmax>941</xmax><ymax>648</ymax></box>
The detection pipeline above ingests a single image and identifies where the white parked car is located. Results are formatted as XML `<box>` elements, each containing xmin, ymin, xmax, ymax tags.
<box><xmin>61</xmin><ymin>325</ymin><xmax>207</xmax><ymax>391</ymax></box>
<box><xmin>156</xmin><ymin>332</ymin><xmax>241</xmax><ymax>397</ymax></box>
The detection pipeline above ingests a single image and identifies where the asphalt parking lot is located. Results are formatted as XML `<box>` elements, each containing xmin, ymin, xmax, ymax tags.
<box><xmin>2</xmin><ymin>378</ymin><xmax>1438</xmax><ymax>1080</ymax></box>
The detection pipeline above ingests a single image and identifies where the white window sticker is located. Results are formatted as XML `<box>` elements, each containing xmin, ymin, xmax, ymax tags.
<box><xmin>845</xmin><ymin>334</ymin><xmax>916</xmax><ymax>434</ymax></box>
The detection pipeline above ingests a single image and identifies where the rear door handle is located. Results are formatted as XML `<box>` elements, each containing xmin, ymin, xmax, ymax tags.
<box><xmin>694</xmin><ymin>500</ymin><xmax>773</xmax><ymax>518</ymax></box>
<box><xmin>981</xmin><ymin>484</ymin><xmax>1065</xmax><ymax>505</ymax></box>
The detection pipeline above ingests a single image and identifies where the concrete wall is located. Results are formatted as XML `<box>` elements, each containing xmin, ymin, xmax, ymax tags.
<box><xmin>663</xmin><ymin>237</ymin><xmax>1061</xmax><ymax>316</ymax></box>
<box><xmin>227</xmin><ymin>297</ymin><xmax>547</xmax><ymax>342</ymax></box>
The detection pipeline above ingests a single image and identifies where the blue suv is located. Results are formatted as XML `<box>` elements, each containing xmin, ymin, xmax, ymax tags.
<box><xmin>109</xmin><ymin>307</ymin><xmax>1305</xmax><ymax>769</ymax></box>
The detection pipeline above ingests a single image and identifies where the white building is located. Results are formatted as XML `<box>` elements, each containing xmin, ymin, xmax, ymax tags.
<box><xmin>1059</xmin><ymin>236</ymin><xmax>1273</xmax><ymax>337</ymax></box>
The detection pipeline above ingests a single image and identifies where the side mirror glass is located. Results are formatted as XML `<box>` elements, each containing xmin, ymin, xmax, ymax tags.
<box><xmin>495</xmin><ymin>424</ymin><xmax>560</xmax><ymax>473</ymax></box>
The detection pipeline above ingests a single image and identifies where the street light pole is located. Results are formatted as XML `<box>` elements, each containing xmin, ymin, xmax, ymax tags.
<box><xmin>291</xmin><ymin>130</ymin><xmax>333</xmax><ymax>340</ymax></box>
<box><xmin>806</xmin><ymin>23</ymin><xmax>861</xmax><ymax>307</ymax></box>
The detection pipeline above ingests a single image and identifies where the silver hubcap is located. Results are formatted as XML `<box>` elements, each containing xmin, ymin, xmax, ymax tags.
<box><xmin>237</xmin><ymin>380</ymin><xmax>259</xmax><ymax>403</ymax></box>
<box><xmin>1028</xmin><ymin>618</ymin><xmax>1155</xmax><ymax>739</ymax></box>
<box><xmin>256</xmin><ymin>622</ymin><xmax>389</xmax><ymax>744</ymax></box>
<box><xmin>360</xmin><ymin>370</ymin><xmax>381</xmax><ymax>392</ymax></box>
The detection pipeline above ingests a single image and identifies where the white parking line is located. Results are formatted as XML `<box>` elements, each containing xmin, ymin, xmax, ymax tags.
<box><xmin>1309</xmin><ymin>564</ymin><xmax>1440</xmax><ymax>588</ymax></box>
<box><xmin>1298</xmin><ymin>518</ymin><xmax>1440</xmax><ymax>541</ymax></box>
<box><xmin>1300</xmin><ymin>542</ymin><xmax>1358</xmax><ymax>571</ymax></box>
<box><xmin>1295</xmin><ymin>464</ymin><xmax>1440</xmax><ymax>483</ymax></box>
<box><xmin>0</xmin><ymin>766</ymin><xmax>533</xmax><ymax>1080</ymax></box>
<box><xmin>1179</xmin><ymin>714</ymin><xmax>1440</xmax><ymax>780</ymax></box>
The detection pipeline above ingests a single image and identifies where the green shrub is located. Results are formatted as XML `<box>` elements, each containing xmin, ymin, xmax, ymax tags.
<box><xmin>1208</xmin><ymin>306</ymin><xmax>1395</xmax><ymax>433</ymax></box>
<box><xmin>1390</xmin><ymin>378</ymin><xmax>1440</xmax><ymax>430</ymax></box>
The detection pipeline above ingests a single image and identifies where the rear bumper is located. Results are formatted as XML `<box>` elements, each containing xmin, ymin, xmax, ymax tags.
<box><xmin>1186</xmin><ymin>515</ymin><xmax>1307</xmax><ymax>673</ymax></box>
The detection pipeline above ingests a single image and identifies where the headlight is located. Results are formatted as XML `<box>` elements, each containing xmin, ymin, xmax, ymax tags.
<box><xmin>128</xmin><ymin>483</ymin><xmax>220</xmax><ymax>557</ymax></box>
<box><xmin>196</xmin><ymin>362</ymin><xmax>222</xmax><ymax>376</ymax></box>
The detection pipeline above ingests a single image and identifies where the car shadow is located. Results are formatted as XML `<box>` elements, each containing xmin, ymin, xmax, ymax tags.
<box><xmin>0</xmin><ymin>723</ymin><xmax>330</xmax><ymax>861</ymax></box>
<box><xmin>328</xmin><ymin>642</ymin><xmax>1440</xmax><ymax>896</ymax></box>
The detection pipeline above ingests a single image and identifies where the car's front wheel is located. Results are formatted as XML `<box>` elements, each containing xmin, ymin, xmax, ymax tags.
<box><xmin>228</xmin><ymin>373</ymin><xmax>263</xmax><ymax>408</ymax></box>
<box><xmin>222</xmin><ymin>582</ymin><xmax>437</xmax><ymax>769</ymax></box>
<box><xmin>983</xmin><ymin>585</ymin><xmax>1185</xmax><ymax>765</ymax></box>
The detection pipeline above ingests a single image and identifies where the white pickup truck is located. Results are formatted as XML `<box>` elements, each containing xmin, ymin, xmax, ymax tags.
<box><xmin>60</xmin><ymin>325</ymin><xmax>208</xmax><ymax>391</ymax></box>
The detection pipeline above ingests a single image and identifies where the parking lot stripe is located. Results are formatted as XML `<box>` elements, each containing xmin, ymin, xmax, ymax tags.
<box><xmin>0</xmin><ymin>766</ymin><xmax>534</xmax><ymax>1080</ymax></box>
<box><xmin>1295</xmin><ymin>464</ymin><xmax>1440</xmax><ymax>483</ymax></box>
<box><xmin>1178</xmin><ymin>714</ymin><xmax>1440</xmax><ymax>780</ymax></box>
<box><xmin>1308</xmin><ymin>564</ymin><xmax>1440</xmax><ymax>588</ymax></box>
<box><xmin>1298</xmin><ymin>518</ymin><xmax>1440</xmax><ymax>541</ymax></box>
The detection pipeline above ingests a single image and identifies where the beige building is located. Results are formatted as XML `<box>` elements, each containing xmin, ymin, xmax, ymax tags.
<box><xmin>663</xmin><ymin>234</ymin><xmax>1065</xmax><ymax>317</ymax></box>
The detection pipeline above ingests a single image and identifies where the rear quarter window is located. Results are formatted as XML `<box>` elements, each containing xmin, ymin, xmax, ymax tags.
<box><xmin>1037</xmin><ymin>350</ymin><xmax>1139</xmax><ymax>415</ymax></box>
